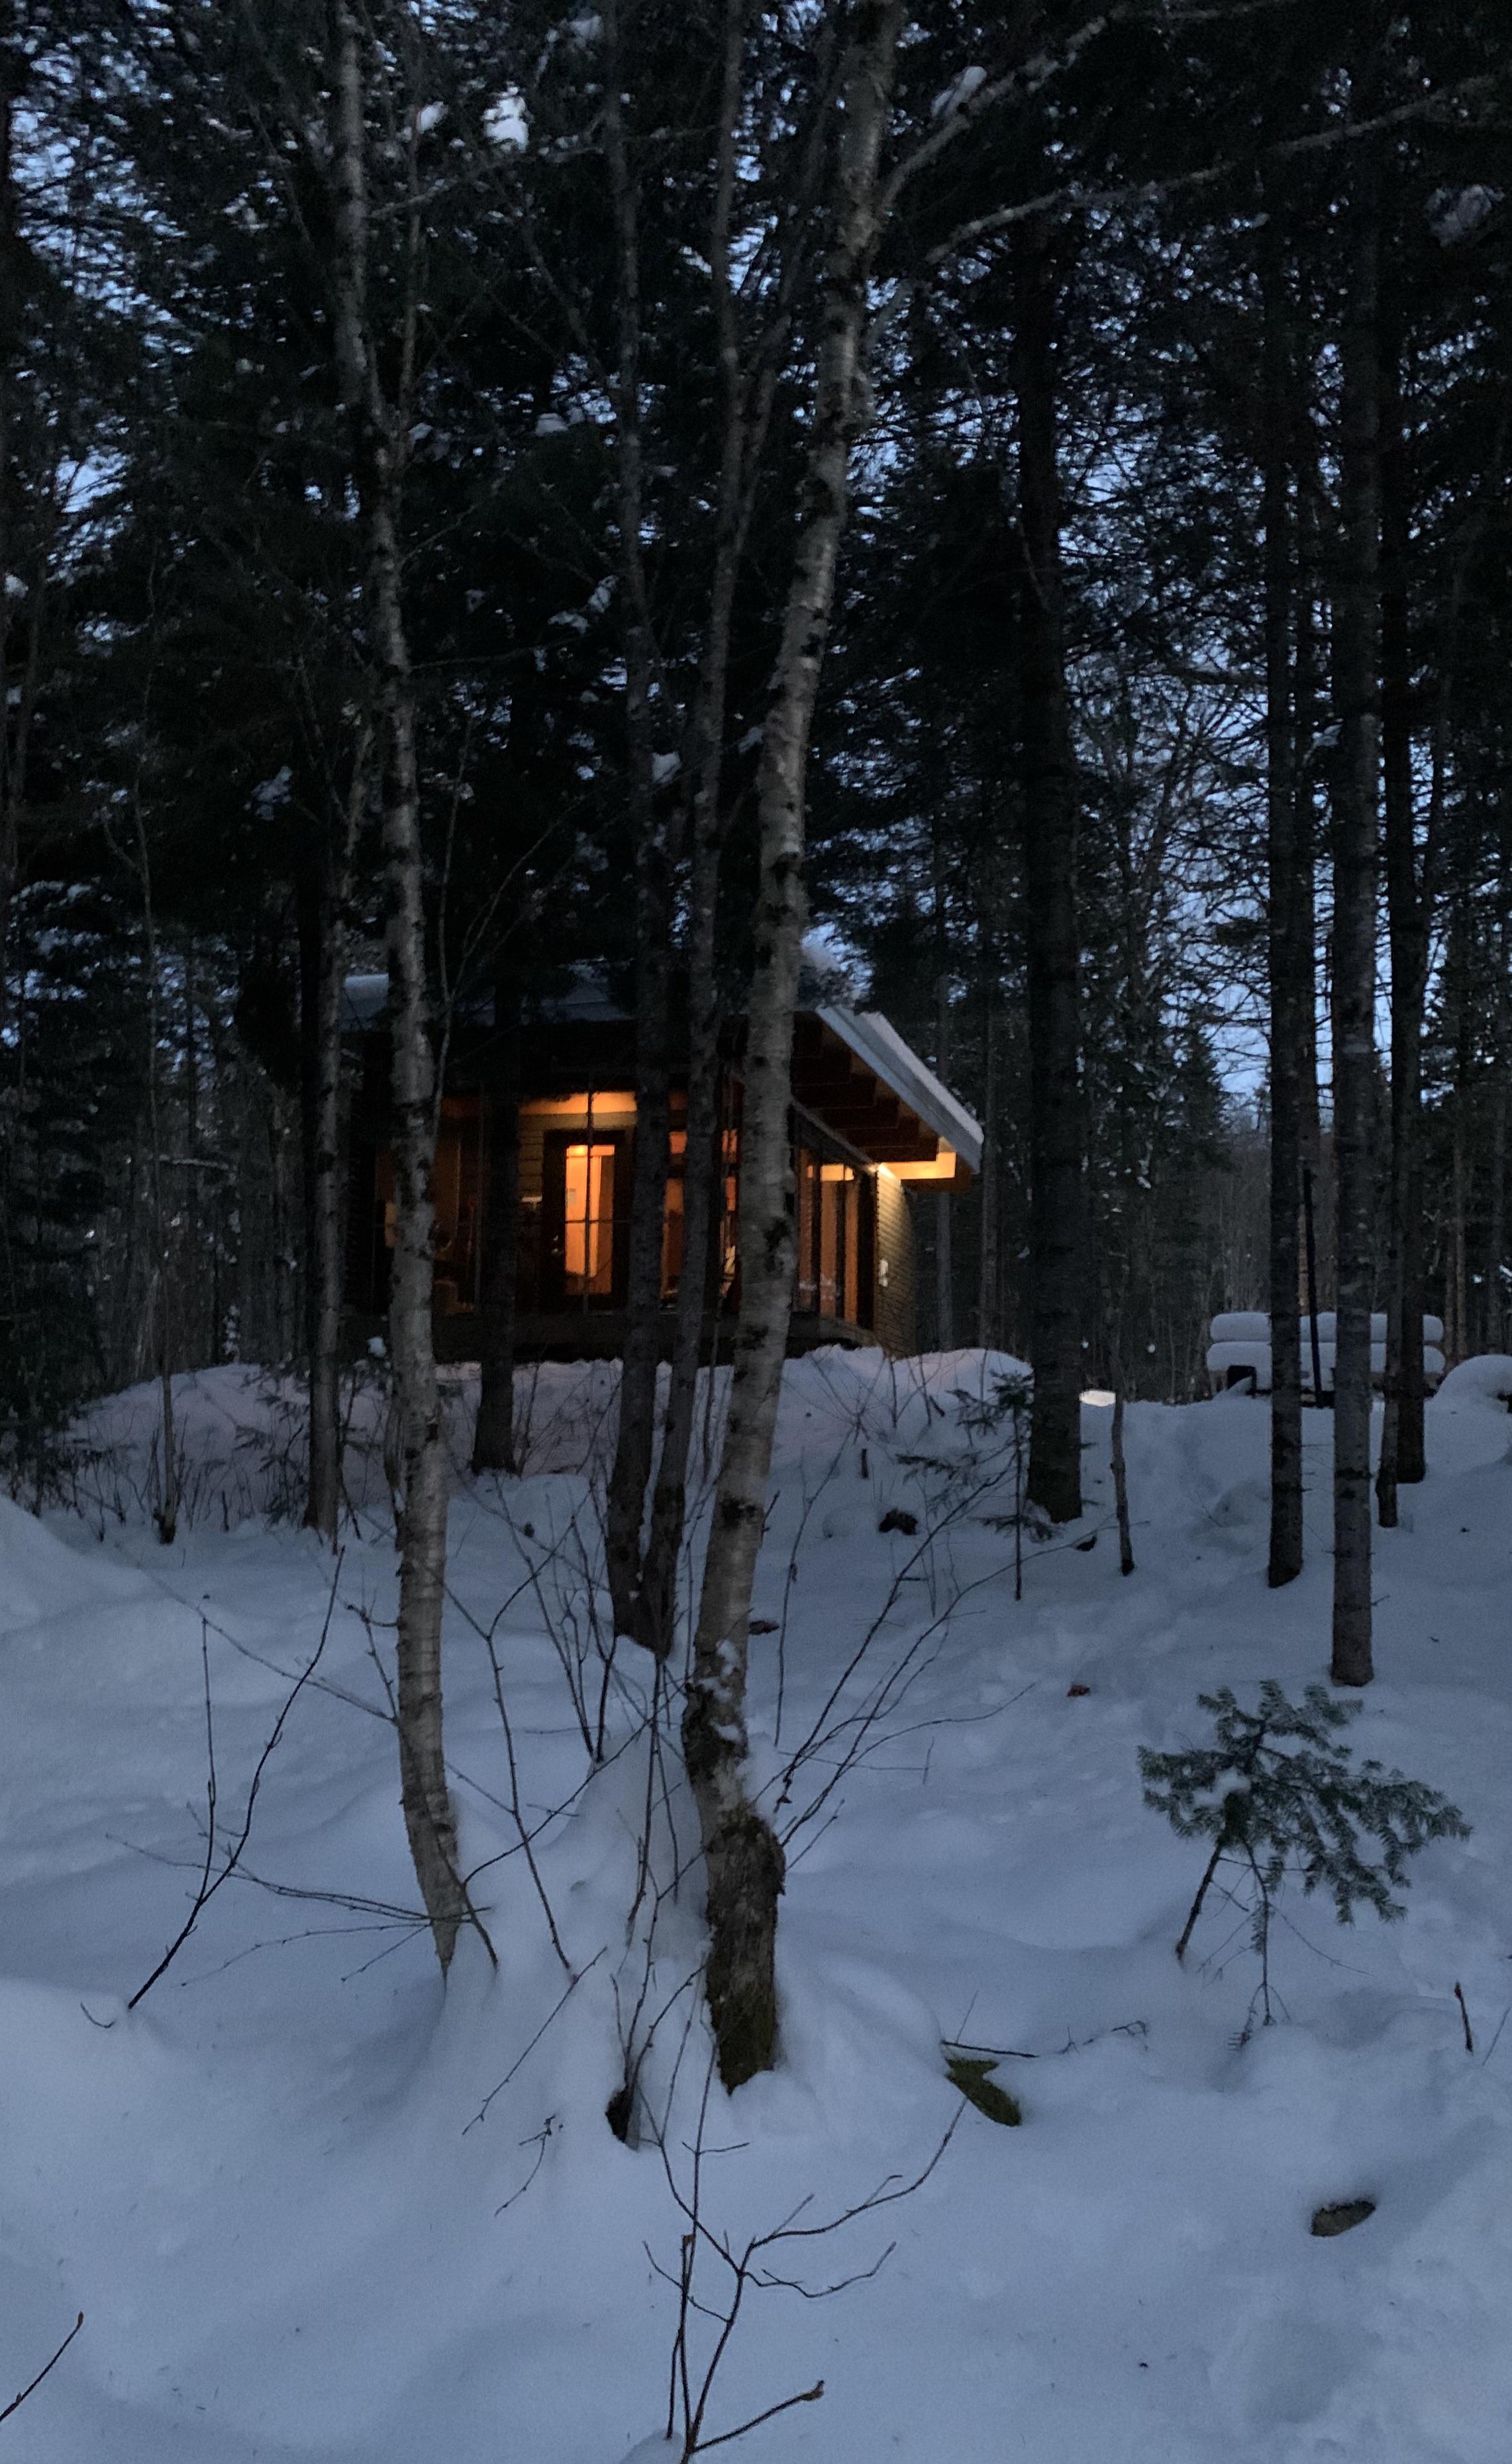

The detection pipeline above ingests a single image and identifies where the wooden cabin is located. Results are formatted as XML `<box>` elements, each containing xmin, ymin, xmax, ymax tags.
<box><xmin>343</xmin><ymin>968</ymin><xmax>981</xmax><ymax>1361</ymax></box>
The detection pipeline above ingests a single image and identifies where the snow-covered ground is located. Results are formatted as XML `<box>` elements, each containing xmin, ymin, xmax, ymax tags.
<box><xmin>3</xmin><ymin>1351</ymin><xmax>1510</xmax><ymax>2461</ymax></box>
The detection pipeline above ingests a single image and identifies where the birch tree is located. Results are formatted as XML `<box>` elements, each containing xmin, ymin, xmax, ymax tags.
<box><xmin>329</xmin><ymin>0</ymin><xmax>470</xmax><ymax>1961</ymax></box>
<box><xmin>685</xmin><ymin>0</ymin><xmax>904</xmax><ymax>2088</ymax></box>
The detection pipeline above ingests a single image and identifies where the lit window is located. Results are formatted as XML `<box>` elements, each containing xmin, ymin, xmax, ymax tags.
<box><xmin>564</xmin><ymin>1143</ymin><xmax>616</xmax><ymax>1294</ymax></box>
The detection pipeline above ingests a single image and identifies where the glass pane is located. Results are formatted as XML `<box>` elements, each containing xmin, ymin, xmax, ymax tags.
<box><xmin>661</xmin><ymin>1172</ymin><xmax>685</xmax><ymax>1298</ymax></box>
<box><xmin>795</xmin><ymin>1151</ymin><xmax>817</xmax><ymax>1310</ymax></box>
<box><xmin>818</xmin><ymin>1165</ymin><xmax>852</xmax><ymax>1317</ymax></box>
<box><xmin>564</xmin><ymin>1143</ymin><xmax>616</xmax><ymax>1296</ymax></box>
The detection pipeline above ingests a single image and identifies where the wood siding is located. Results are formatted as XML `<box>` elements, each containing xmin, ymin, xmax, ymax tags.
<box><xmin>874</xmin><ymin>1170</ymin><xmax>917</xmax><ymax>1356</ymax></box>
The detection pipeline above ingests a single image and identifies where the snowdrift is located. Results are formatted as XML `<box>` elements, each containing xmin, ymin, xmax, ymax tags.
<box><xmin>0</xmin><ymin>1354</ymin><xmax>1509</xmax><ymax>2462</ymax></box>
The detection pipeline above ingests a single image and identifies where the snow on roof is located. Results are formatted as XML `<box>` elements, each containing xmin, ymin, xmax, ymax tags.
<box><xmin>534</xmin><ymin>965</ymin><xmax>630</xmax><ymax>1024</ymax></box>
<box><xmin>815</xmin><ymin>1003</ymin><xmax>983</xmax><ymax>1175</ymax></box>
<box><xmin>340</xmin><ymin>972</ymin><xmax>389</xmax><ymax>1029</ymax></box>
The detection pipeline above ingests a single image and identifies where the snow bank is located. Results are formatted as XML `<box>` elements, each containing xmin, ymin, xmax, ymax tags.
<box><xmin>0</xmin><ymin>1492</ymin><xmax>143</xmax><ymax>1633</ymax></box>
<box><xmin>3</xmin><ymin>1352</ymin><xmax>1509</xmax><ymax>2463</ymax></box>
<box><xmin>1435</xmin><ymin>1354</ymin><xmax>1512</xmax><ymax>1408</ymax></box>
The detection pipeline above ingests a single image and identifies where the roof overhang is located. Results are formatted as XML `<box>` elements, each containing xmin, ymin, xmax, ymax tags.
<box><xmin>813</xmin><ymin>1005</ymin><xmax>983</xmax><ymax>1179</ymax></box>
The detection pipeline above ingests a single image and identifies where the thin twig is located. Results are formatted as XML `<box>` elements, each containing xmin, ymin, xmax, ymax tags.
<box><xmin>126</xmin><ymin>1555</ymin><xmax>344</xmax><ymax>2009</ymax></box>
<box><xmin>0</xmin><ymin>2313</ymin><xmax>83</xmax><ymax>2425</ymax></box>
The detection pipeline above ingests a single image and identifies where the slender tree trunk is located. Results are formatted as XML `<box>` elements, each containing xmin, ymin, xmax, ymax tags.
<box><xmin>685</xmin><ymin>3</ymin><xmax>903</xmax><ymax>2087</ymax></box>
<box><xmin>1329</xmin><ymin>183</ymin><xmax>1382</xmax><ymax>1689</ymax></box>
<box><xmin>303</xmin><ymin>756</ymin><xmax>360</xmax><ymax>1541</ymax></box>
<box><xmin>1447</xmin><ymin>898</ymin><xmax>1471</xmax><ymax>1364</ymax></box>
<box><xmin>1289</xmin><ymin>377</ymin><xmax>1330</xmax><ymax>1336</ymax></box>
<box><xmin>978</xmin><ymin>976</ymin><xmax>997</xmax><ymax>1345</ymax></box>
<box><xmin>933</xmin><ymin>858</ymin><xmax>953</xmax><ymax>1349</ymax></box>
<box><xmin>636</xmin><ymin>0</ymin><xmax>753</xmax><ymax>1662</ymax></box>
<box><xmin>1376</xmin><ymin>312</ymin><xmax>1429</xmax><ymax>1520</ymax></box>
<box><xmin>1015</xmin><ymin>210</ymin><xmax>1082</xmax><ymax>1523</ymax></box>
<box><xmin>0</xmin><ymin>70</ymin><xmax>17</xmax><ymax>1033</ymax></box>
<box><xmin>472</xmin><ymin>972</ymin><xmax>520</xmax><ymax>1474</ymax></box>
<box><xmin>1111</xmin><ymin>1371</ymin><xmax>1134</xmax><ymax>1576</ymax></box>
<box><xmin>332</xmin><ymin>0</ymin><xmax>466</xmax><ymax>1969</ymax></box>
<box><xmin>133</xmin><ymin>807</ymin><xmax>179</xmax><ymax>1546</ymax></box>
<box><xmin>305</xmin><ymin>850</ymin><xmax>348</xmax><ymax>1539</ymax></box>
<box><xmin>1487</xmin><ymin>828</ymin><xmax>1511</xmax><ymax>1351</ymax></box>
<box><xmin>297</xmin><ymin>850</ymin><xmax>322</xmax><ymax>1380</ymax></box>
<box><xmin>1262</xmin><ymin>219</ymin><xmax>1305</xmax><ymax>1584</ymax></box>
<box><xmin>601</xmin><ymin>1</ymin><xmax>676</xmax><ymax>1639</ymax></box>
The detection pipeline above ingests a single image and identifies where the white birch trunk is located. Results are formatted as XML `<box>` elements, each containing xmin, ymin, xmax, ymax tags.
<box><xmin>331</xmin><ymin>0</ymin><xmax>467</xmax><ymax>1965</ymax></box>
<box><xmin>684</xmin><ymin>1</ymin><xmax>904</xmax><ymax>2088</ymax></box>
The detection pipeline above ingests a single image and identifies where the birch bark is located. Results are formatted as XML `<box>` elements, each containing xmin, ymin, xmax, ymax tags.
<box><xmin>685</xmin><ymin>0</ymin><xmax>903</xmax><ymax>2086</ymax></box>
<box><xmin>331</xmin><ymin>0</ymin><xmax>467</xmax><ymax>1965</ymax></box>
<box><xmin>638</xmin><ymin>0</ymin><xmax>766</xmax><ymax>1662</ymax></box>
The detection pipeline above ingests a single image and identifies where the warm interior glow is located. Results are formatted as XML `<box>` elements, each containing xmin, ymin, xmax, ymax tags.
<box><xmin>519</xmin><ymin>1092</ymin><xmax>636</xmax><ymax>1117</ymax></box>
<box><xmin>564</xmin><ymin>1142</ymin><xmax>615</xmax><ymax>1292</ymax></box>
<box><xmin>888</xmin><ymin>1146</ymin><xmax>956</xmax><ymax>1181</ymax></box>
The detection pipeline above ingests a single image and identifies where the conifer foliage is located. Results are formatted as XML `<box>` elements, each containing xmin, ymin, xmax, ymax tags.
<box><xmin>1142</xmin><ymin>1682</ymin><xmax>1469</xmax><ymax>1988</ymax></box>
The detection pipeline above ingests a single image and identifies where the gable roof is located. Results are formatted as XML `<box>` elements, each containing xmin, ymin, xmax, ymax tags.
<box><xmin>341</xmin><ymin>964</ymin><xmax>983</xmax><ymax>1177</ymax></box>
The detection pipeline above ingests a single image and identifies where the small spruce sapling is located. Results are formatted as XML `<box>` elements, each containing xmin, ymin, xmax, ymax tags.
<box><xmin>1141</xmin><ymin>1682</ymin><xmax>1468</xmax><ymax>2027</ymax></box>
<box><xmin>898</xmin><ymin>1372</ymin><xmax>1036</xmax><ymax>1599</ymax></box>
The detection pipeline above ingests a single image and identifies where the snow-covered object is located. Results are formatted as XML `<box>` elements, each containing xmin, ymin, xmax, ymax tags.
<box><xmin>1423</xmin><ymin>1315</ymin><xmax>1446</xmax><ymax>1345</ymax></box>
<box><xmin>931</xmin><ymin>63</ymin><xmax>987</xmax><ymax>118</ymax></box>
<box><xmin>1435</xmin><ymin>1353</ymin><xmax>1512</xmax><ymax>1407</ymax></box>
<box><xmin>484</xmin><ymin>87</ymin><xmax>528</xmax><ymax>150</ymax></box>
<box><xmin>1304</xmin><ymin>1343</ymin><xmax>1386</xmax><ymax>1384</ymax></box>
<box><xmin>1207</xmin><ymin>1340</ymin><xmax>1272</xmax><ymax>1388</ymax></box>
<box><xmin>1209</xmin><ymin>1312</ymin><xmax>1270</xmax><ymax>1345</ymax></box>
<box><xmin>1301</xmin><ymin>1313</ymin><xmax>1389</xmax><ymax>1342</ymax></box>
<box><xmin>1207</xmin><ymin>1337</ymin><xmax>1421</xmax><ymax>1393</ymax></box>
<box><xmin>1427</xmin><ymin>183</ymin><xmax>1501</xmax><ymax>244</ymax></box>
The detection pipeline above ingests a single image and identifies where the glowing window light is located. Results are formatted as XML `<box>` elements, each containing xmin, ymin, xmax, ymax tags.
<box><xmin>564</xmin><ymin>1143</ymin><xmax>616</xmax><ymax>1293</ymax></box>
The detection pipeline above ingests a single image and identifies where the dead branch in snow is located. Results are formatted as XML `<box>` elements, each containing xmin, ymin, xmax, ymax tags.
<box><xmin>643</xmin><ymin>2039</ymin><xmax>960</xmax><ymax>2458</ymax></box>
<box><xmin>124</xmin><ymin>1555</ymin><xmax>344</xmax><ymax>2010</ymax></box>
<box><xmin>0</xmin><ymin>2311</ymin><xmax>83</xmax><ymax>2429</ymax></box>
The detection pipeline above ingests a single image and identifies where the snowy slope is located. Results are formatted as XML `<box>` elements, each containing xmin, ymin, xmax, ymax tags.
<box><xmin>1</xmin><ymin>1355</ymin><xmax>1509</xmax><ymax>2461</ymax></box>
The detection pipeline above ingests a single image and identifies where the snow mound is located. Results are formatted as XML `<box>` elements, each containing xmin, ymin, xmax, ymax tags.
<box><xmin>0</xmin><ymin>1492</ymin><xmax>142</xmax><ymax>1635</ymax></box>
<box><xmin>1434</xmin><ymin>1355</ymin><xmax>1512</xmax><ymax>1408</ymax></box>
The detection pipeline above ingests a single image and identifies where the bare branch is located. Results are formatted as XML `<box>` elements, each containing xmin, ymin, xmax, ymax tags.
<box><xmin>0</xmin><ymin>2313</ymin><xmax>83</xmax><ymax>2426</ymax></box>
